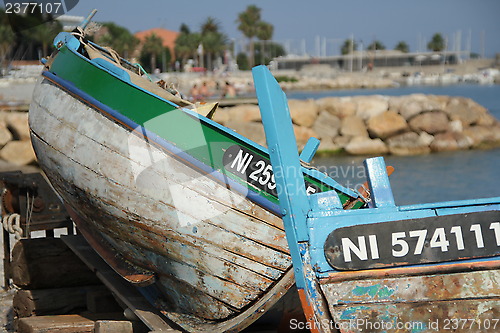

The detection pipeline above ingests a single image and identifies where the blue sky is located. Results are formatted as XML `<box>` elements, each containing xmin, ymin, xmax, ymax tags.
<box><xmin>67</xmin><ymin>0</ymin><xmax>499</xmax><ymax>57</ymax></box>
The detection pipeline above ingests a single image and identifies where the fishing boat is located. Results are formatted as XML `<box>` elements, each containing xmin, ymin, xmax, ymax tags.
<box><xmin>253</xmin><ymin>65</ymin><xmax>500</xmax><ymax>332</ymax></box>
<box><xmin>28</xmin><ymin>13</ymin><xmax>365</xmax><ymax>332</ymax></box>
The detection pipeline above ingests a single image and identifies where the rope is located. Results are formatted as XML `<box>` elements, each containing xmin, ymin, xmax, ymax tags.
<box><xmin>3</xmin><ymin>213</ymin><xmax>23</xmax><ymax>240</ymax></box>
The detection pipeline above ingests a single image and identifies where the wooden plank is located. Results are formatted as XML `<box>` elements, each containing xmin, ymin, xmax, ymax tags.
<box><xmin>11</xmin><ymin>238</ymin><xmax>101</xmax><ymax>290</ymax></box>
<box><xmin>94</xmin><ymin>321</ymin><xmax>133</xmax><ymax>333</ymax></box>
<box><xmin>331</xmin><ymin>299</ymin><xmax>500</xmax><ymax>333</ymax></box>
<box><xmin>13</xmin><ymin>286</ymin><xmax>108</xmax><ymax>318</ymax></box>
<box><xmin>17</xmin><ymin>314</ymin><xmax>95</xmax><ymax>333</ymax></box>
<box><xmin>62</xmin><ymin>235</ymin><xmax>180</xmax><ymax>332</ymax></box>
<box><xmin>321</xmin><ymin>269</ymin><xmax>500</xmax><ymax>306</ymax></box>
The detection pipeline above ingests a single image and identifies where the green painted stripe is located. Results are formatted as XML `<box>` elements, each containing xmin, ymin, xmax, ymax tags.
<box><xmin>49</xmin><ymin>45</ymin><xmax>356</xmax><ymax>206</ymax></box>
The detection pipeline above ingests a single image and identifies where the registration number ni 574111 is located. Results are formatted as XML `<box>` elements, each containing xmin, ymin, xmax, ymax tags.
<box><xmin>324</xmin><ymin>211</ymin><xmax>500</xmax><ymax>270</ymax></box>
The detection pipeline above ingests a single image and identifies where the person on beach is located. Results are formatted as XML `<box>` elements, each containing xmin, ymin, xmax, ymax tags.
<box><xmin>190</xmin><ymin>84</ymin><xmax>201</xmax><ymax>102</ymax></box>
<box><xmin>222</xmin><ymin>81</ymin><xmax>237</xmax><ymax>99</ymax></box>
<box><xmin>199</xmin><ymin>82</ymin><xmax>210</xmax><ymax>101</ymax></box>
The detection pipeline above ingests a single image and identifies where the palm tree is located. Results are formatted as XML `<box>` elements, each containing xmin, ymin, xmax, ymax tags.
<box><xmin>202</xmin><ymin>32</ymin><xmax>227</xmax><ymax>71</ymax></box>
<box><xmin>201</xmin><ymin>17</ymin><xmax>219</xmax><ymax>35</ymax></box>
<box><xmin>96</xmin><ymin>22</ymin><xmax>139</xmax><ymax>59</ymax></box>
<box><xmin>0</xmin><ymin>24</ymin><xmax>15</xmax><ymax>71</ymax></box>
<box><xmin>367</xmin><ymin>40</ymin><xmax>385</xmax><ymax>51</ymax></box>
<box><xmin>175</xmin><ymin>25</ymin><xmax>201</xmax><ymax>69</ymax></box>
<box><xmin>200</xmin><ymin>17</ymin><xmax>227</xmax><ymax>71</ymax></box>
<box><xmin>141</xmin><ymin>33</ymin><xmax>164</xmax><ymax>72</ymax></box>
<box><xmin>394</xmin><ymin>41</ymin><xmax>409</xmax><ymax>53</ymax></box>
<box><xmin>236</xmin><ymin>5</ymin><xmax>262</xmax><ymax>68</ymax></box>
<box><xmin>26</xmin><ymin>20</ymin><xmax>62</xmax><ymax>57</ymax></box>
<box><xmin>341</xmin><ymin>39</ymin><xmax>357</xmax><ymax>55</ymax></box>
<box><xmin>256</xmin><ymin>21</ymin><xmax>273</xmax><ymax>65</ymax></box>
<box><xmin>427</xmin><ymin>33</ymin><xmax>445</xmax><ymax>52</ymax></box>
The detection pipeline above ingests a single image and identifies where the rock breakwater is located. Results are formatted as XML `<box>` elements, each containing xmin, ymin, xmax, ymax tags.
<box><xmin>0</xmin><ymin>111</ymin><xmax>36</xmax><ymax>166</ymax></box>
<box><xmin>215</xmin><ymin>94</ymin><xmax>500</xmax><ymax>155</ymax></box>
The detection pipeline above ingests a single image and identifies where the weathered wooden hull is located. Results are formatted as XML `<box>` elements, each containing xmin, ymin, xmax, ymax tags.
<box><xmin>320</xmin><ymin>266</ymin><xmax>500</xmax><ymax>332</ymax></box>
<box><xmin>29</xmin><ymin>77</ymin><xmax>296</xmax><ymax>331</ymax></box>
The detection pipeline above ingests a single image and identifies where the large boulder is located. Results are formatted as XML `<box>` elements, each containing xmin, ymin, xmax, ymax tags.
<box><xmin>444</xmin><ymin>97</ymin><xmax>483</xmax><ymax>127</ymax></box>
<box><xmin>367</xmin><ymin>110</ymin><xmax>408</xmax><ymax>139</ymax></box>
<box><xmin>317</xmin><ymin>97</ymin><xmax>357</xmax><ymax>118</ymax></box>
<box><xmin>463</xmin><ymin>125</ymin><xmax>500</xmax><ymax>148</ymax></box>
<box><xmin>227</xmin><ymin>104</ymin><xmax>262</xmax><ymax>123</ymax></box>
<box><xmin>345</xmin><ymin>137</ymin><xmax>388</xmax><ymax>155</ymax></box>
<box><xmin>0</xmin><ymin>140</ymin><xmax>36</xmax><ymax>165</ymax></box>
<box><xmin>408</xmin><ymin>111</ymin><xmax>450</xmax><ymax>134</ymax></box>
<box><xmin>340</xmin><ymin>115</ymin><xmax>368</xmax><ymax>138</ymax></box>
<box><xmin>5</xmin><ymin>112</ymin><xmax>30</xmax><ymax>140</ymax></box>
<box><xmin>389</xmin><ymin>94</ymin><xmax>443</xmax><ymax>120</ymax></box>
<box><xmin>386</xmin><ymin>132</ymin><xmax>431</xmax><ymax>155</ymax></box>
<box><xmin>312</xmin><ymin>111</ymin><xmax>341</xmax><ymax>139</ymax></box>
<box><xmin>293</xmin><ymin>125</ymin><xmax>318</xmax><ymax>149</ymax></box>
<box><xmin>288</xmin><ymin>99</ymin><xmax>319</xmax><ymax>127</ymax></box>
<box><xmin>0</xmin><ymin>121</ymin><xmax>13</xmax><ymax>147</ymax></box>
<box><xmin>354</xmin><ymin>95</ymin><xmax>388</xmax><ymax>120</ymax></box>
<box><xmin>226</xmin><ymin>121</ymin><xmax>266</xmax><ymax>147</ymax></box>
<box><xmin>316</xmin><ymin>137</ymin><xmax>344</xmax><ymax>153</ymax></box>
<box><xmin>212</xmin><ymin>108</ymin><xmax>230</xmax><ymax>125</ymax></box>
<box><xmin>429</xmin><ymin>132</ymin><xmax>459</xmax><ymax>152</ymax></box>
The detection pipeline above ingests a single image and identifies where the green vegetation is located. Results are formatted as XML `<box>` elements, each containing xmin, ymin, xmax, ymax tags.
<box><xmin>200</xmin><ymin>17</ymin><xmax>227</xmax><ymax>71</ymax></box>
<box><xmin>341</xmin><ymin>39</ymin><xmax>357</xmax><ymax>55</ymax></box>
<box><xmin>427</xmin><ymin>33</ymin><xmax>445</xmax><ymax>52</ymax></box>
<box><xmin>236</xmin><ymin>5</ymin><xmax>276</xmax><ymax>68</ymax></box>
<box><xmin>236</xmin><ymin>52</ymin><xmax>249</xmax><ymax>70</ymax></box>
<box><xmin>394</xmin><ymin>41</ymin><xmax>409</xmax><ymax>53</ymax></box>
<box><xmin>140</xmin><ymin>33</ymin><xmax>166</xmax><ymax>73</ymax></box>
<box><xmin>0</xmin><ymin>8</ymin><xmax>63</xmax><ymax>67</ymax></box>
<box><xmin>274</xmin><ymin>75</ymin><xmax>298</xmax><ymax>83</ymax></box>
<box><xmin>175</xmin><ymin>24</ymin><xmax>201</xmax><ymax>70</ymax></box>
<box><xmin>367</xmin><ymin>40</ymin><xmax>385</xmax><ymax>51</ymax></box>
<box><xmin>175</xmin><ymin>19</ymin><xmax>227</xmax><ymax>71</ymax></box>
<box><xmin>93</xmin><ymin>22</ymin><xmax>139</xmax><ymax>59</ymax></box>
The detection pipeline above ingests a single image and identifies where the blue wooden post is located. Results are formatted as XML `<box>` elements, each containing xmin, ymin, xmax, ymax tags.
<box><xmin>364</xmin><ymin>157</ymin><xmax>396</xmax><ymax>208</ymax></box>
<box><xmin>252</xmin><ymin>66</ymin><xmax>311</xmax><ymax>279</ymax></box>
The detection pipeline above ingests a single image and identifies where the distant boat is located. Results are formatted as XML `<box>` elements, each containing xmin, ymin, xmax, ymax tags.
<box><xmin>28</xmin><ymin>14</ymin><xmax>364</xmax><ymax>332</ymax></box>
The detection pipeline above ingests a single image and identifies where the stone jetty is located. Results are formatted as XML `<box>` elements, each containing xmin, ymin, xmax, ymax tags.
<box><xmin>0</xmin><ymin>94</ymin><xmax>498</xmax><ymax>167</ymax></box>
<box><xmin>215</xmin><ymin>94</ymin><xmax>500</xmax><ymax>156</ymax></box>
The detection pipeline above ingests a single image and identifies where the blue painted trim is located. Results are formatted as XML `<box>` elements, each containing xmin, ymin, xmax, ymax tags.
<box><xmin>364</xmin><ymin>157</ymin><xmax>395</xmax><ymax>208</ymax></box>
<box><xmin>308</xmin><ymin>202</ymin><xmax>500</xmax><ymax>273</ymax></box>
<box><xmin>299</xmin><ymin>137</ymin><xmax>320</xmax><ymax>163</ymax></box>
<box><xmin>91</xmin><ymin>58</ymin><xmax>131</xmax><ymax>83</ymax></box>
<box><xmin>42</xmin><ymin>70</ymin><xmax>281</xmax><ymax>216</ymax></box>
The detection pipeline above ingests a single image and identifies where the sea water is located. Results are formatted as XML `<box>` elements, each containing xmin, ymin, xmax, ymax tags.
<box><xmin>288</xmin><ymin>84</ymin><xmax>500</xmax><ymax>206</ymax></box>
